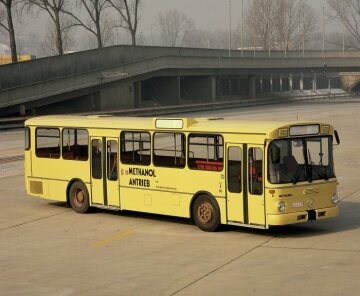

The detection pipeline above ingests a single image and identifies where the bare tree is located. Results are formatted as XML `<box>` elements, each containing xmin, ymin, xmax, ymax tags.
<box><xmin>328</xmin><ymin>0</ymin><xmax>360</xmax><ymax>48</ymax></box>
<box><xmin>0</xmin><ymin>0</ymin><xmax>18</xmax><ymax>62</ymax></box>
<box><xmin>108</xmin><ymin>0</ymin><xmax>141</xmax><ymax>45</ymax></box>
<box><xmin>246</xmin><ymin>0</ymin><xmax>316</xmax><ymax>51</ymax></box>
<box><xmin>157</xmin><ymin>9</ymin><xmax>195</xmax><ymax>47</ymax></box>
<box><xmin>63</xmin><ymin>0</ymin><xmax>111</xmax><ymax>48</ymax></box>
<box><xmin>41</xmin><ymin>16</ymin><xmax>74</xmax><ymax>56</ymax></box>
<box><xmin>24</xmin><ymin>0</ymin><xmax>68</xmax><ymax>55</ymax></box>
<box><xmin>246</xmin><ymin>0</ymin><xmax>276</xmax><ymax>50</ymax></box>
<box><xmin>273</xmin><ymin>0</ymin><xmax>316</xmax><ymax>50</ymax></box>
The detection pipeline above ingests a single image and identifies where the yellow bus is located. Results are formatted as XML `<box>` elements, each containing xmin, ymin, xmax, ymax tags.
<box><xmin>24</xmin><ymin>115</ymin><xmax>340</xmax><ymax>231</ymax></box>
<box><xmin>0</xmin><ymin>55</ymin><xmax>34</xmax><ymax>64</ymax></box>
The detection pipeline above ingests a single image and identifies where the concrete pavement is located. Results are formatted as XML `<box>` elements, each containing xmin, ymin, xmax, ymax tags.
<box><xmin>0</xmin><ymin>101</ymin><xmax>360</xmax><ymax>296</ymax></box>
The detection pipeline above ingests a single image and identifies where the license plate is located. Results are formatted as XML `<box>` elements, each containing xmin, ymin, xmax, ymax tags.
<box><xmin>292</xmin><ymin>201</ymin><xmax>304</xmax><ymax>208</ymax></box>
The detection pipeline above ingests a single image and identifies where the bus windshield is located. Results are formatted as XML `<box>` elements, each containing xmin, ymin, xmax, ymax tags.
<box><xmin>268</xmin><ymin>136</ymin><xmax>335</xmax><ymax>184</ymax></box>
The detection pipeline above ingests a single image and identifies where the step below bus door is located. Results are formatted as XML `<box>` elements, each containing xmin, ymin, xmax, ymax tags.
<box><xmin>90</xmin><ymin>137</ymin><xmax>120</xmax><ymax>208</ymax></box>
<box><xmin>226</xmin><ymin>144</ymin><xmax>265</xmax><ymax>226</ymax></box>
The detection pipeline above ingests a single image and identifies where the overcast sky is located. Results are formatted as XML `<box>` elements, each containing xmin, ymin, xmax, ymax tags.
<box><xmin>143</xmin><ymin>0</ymin><xmax>324</xmax><ymax>31</ymax></box>
<box><xmin>1</xmin><ymin>0</ymin><xmax>330</xmax><ymax>56</ymax></box>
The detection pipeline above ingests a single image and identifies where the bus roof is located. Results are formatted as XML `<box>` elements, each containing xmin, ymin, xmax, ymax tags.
<box><xmin>25</xmin><ymin>115</ymin><xmax>333</xmax><ymax>139</ymax></box>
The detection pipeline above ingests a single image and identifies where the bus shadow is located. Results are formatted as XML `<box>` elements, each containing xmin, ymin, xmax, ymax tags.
<box><xmin>108</xmin><ymin>209</ymin><xmax>192</xmax><ymax>226</ymax></box>
<box><xmin>48</xmin><ymin>202</ymin><xmax>194</xmax><ymax>226</ymax></box>
<box><xmin>230</xmin><ymin>200</ymin><xmax>360</xmax><ymax>238</ymax></box>
<box><xmin>48</xmin><ymin>200</ymin><xmax>360</xmax><ymax>237</ymax></box>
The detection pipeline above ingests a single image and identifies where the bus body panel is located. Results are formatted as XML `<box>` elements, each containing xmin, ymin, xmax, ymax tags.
<box><xmin>31</xmin><ymin>157</ymin><xmax>90</xmax><ymax>185</ymax></box>
<box><xmin>265</xmin><ymin>180</ymin><xmax>337</xmax><ymax>215</ymax></box>
<box><xmin>119</xmin><ymin>165</ymin><xmax>225</xmax><ymax>221</ymax></box>
<box><xmin>120</xmin><ymin>187</ymin><xmax>192</xmax><ymax>218</ymax></box>
<box><xmin>267</xmin><ymin>206</ymin><xmax>339</xmax><ymax>226</ymax></box>
<box><xmin>26</xmin><ymin>177</ymin><xmax>68</xmax><ymax>202</ymax></box>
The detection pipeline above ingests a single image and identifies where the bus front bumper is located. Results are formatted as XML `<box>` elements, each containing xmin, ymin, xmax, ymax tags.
<box><xmin>267</xmin><ymin>206</ymin><xmax>339</xmax><ymax>226</ymax></box>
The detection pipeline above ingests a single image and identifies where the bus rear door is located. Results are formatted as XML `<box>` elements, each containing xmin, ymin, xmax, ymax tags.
<box><xmin>90</xmin><ymin>137</ymin><xmax>120</xmax><ymax>208</ymax></box>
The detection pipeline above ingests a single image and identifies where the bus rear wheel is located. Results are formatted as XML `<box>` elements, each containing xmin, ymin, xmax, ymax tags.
<box><xmin>192</xmin><ymin>195</ymin><xmax>220</xmax><ymax>232</ymax></box>
<box><xmin>69</xmin><ymin>181</ymin><xmax>90</xmax><ymax>214</ymax></box>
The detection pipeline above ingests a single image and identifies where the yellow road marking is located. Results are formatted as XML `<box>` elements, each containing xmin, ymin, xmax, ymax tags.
<box><xmin>92</xmin><ymin>229</ymin><xmax>134</xmax><ymax>247</ymax></box>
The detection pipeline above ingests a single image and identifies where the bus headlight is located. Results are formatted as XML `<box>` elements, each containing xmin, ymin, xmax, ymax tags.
<box><xmin>277</xmin><ymin>201</ymin><xmax>286</xmax><ymax>212</ymax></box>
<box><xmin>331</xmin><ymin>194</ymin><xmax>339</xmax><ymax>205</ymax></box>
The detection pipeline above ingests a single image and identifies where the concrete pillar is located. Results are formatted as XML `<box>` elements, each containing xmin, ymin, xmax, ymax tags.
<box><xmin>19</xmin><ymin>105</ymin><xmax>26</xmax><ymax>116</ymax></box>
<box><xmin>249</xmin><ymin>76</ymin><xmax>256</xmax><ymax>99</ymax></box>
<box><xmin>91</xmin><ymin>92</ymin><xmax>101</xmax><ymax>111</ymax></box>
<box><xmin>134</xmin><ymin>81</ymin><xmax>141</xmax><ymax>108</ymax></box>
<box><xmin>313</xmin><ymin>73</ymin><xmax>317</xmax><ymax>92</ymax></box>
<box><xmin>177</xmin><ymin>76</ymin><xmax>181</xmax><ymax>104</ymax></box>
<box><xmin>280</xmin><ymin>74</ymin><xmax>283</xmax><ymax>92</ymax></box>
<box><xmin>270</xmin><ymin>75</ymin><xmax>273</xmax><ymax>92</ymax></box>
<box><xmin>211</xmin><ymin>76</ymin><xmax>217</xmax><ymax>102</ymax></box>
<box><xmin>289</xmin><ymin>74</ymin><xmax>293</xmax><ymax>92</ymax></box>
<box><xmin>300</xmin><ymin>74</ymin><xmax>304</xmax><ymax>91</ymax></box>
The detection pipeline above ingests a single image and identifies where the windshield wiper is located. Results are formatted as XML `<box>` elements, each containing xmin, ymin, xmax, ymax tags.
<box><xmin>292</xmin><ymin>166</ymin><xmax>303</xmax><ymax>184</ymax></box>
<box><xmin>308</xmin><ymin>148</ymin><xmax>329</xmax><ymax>181</ymax></box>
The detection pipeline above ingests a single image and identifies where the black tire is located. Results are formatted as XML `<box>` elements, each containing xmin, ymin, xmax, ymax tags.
<box><xmin>192</xmin><ymin>195</ymin><xmax>220</xmax><ymax>232</ymax></box>
<box><xmin>69</xmin><ymin>181</ymin><xmax>90</xmax><ymax>213</ymax></box>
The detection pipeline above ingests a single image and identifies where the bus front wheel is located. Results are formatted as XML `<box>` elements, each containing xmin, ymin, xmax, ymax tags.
<box><xmin>192</xmin><ymin>195</ymin><xmax>220</xmax><ymax>232</ymax></box>
<box><xmin>69</xmin><ymin>181</ymin><xmax>90</xmax><ymax>214</ymax></box>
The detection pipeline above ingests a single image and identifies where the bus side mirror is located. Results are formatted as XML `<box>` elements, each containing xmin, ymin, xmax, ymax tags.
<box><xmin>334</xmin><ymin>130</ymin><xmax>340</xmax><ymax>145</ymax></box>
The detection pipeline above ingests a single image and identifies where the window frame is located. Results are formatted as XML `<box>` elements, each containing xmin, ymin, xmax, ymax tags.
<box><xmin>248</xmin><ymin>147</ymin><xmax>264</xmax><ymax>195</ymax></box>
<box><xmin>120</xmin><ymin>130</ymin><xmax>151</xmax><ymax>166</ymax></box>
<box><xmin>35</xmin><ymin>127</ymin><xmax>61</xmax><ymax>159</ymax></box>
<box><xmin>153</xmin><ymin>132</ymin><xmax>186</xmax><ymax>169</ymax></box>
<box><xmin>227</xmin><ymin>146</ymin><xmax>242</xmax><ymax>193</ymax></box>
<box><xmin>187</xmin><ymin>133</ymin><xmax>224</xmax><ymax>172</ymax></box>
<box><xmin>107</xmin><ymin>140</ymin><xmax>118</xmax><ymax>181</ymax></box>
<box><xmin>61</xmin><ymin>128</ymin><xmax>89</xmax><ymax>161</ymax></box>
<box><xmin>267</xmin><ymin>135</ymin><xmax>335</xmax><ymax>185</ymax></box>
<box><xmin>91</xmin><ymin>139</ymin><xmax>102</xmax><ymax>180</ymax></box>
<box><xmin>25</xmin><ymin>127</ymin><xmax>31</xmax><ymax>151</ymax></box>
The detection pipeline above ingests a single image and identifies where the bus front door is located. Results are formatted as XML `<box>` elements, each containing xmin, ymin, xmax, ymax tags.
<box><xmin>247</xmin><ymin>145</ymin><xmax>265</xmax><ymax>226</ymax></box>
<box><xmin>226</xmin><ymin>144</ymin><xmax>266</xmax><ymax>227</ymax></box>
<box><xmin>226</xmin><ymin>144</ymin><xmax>245</xmax><ymax>223</ymax></box>
<box><xmin>90</xmin><ymin>137</ymin><xmax>120</xmax><ymax>208</ymax></box>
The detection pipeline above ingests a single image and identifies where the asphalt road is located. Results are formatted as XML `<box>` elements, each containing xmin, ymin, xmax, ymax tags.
<box><xmin>1</xmin><ymin>100</ymin><xmax>360</xmax><ymax>296</ymax></box>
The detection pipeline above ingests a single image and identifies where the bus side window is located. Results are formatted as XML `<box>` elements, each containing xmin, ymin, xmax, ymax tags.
<box><xmin>107</xmin><ymin>140</ymin><xmax>118</xmax><ymax>181</ymax></box>
<box><xmin>92</xmin><ymin>140</ymin><xmax>102</xmax><ymax>179</ymax></box>
<box><xmin>120</xmin><ymin>131</ymin><xmax>151</xmax><ymax>165</ymax></box>
<box><xmin>228</xmin><ymin>147</ymin><xmax>242</xmax><ymax>193</ymax></box>
<box><xmin>25</xmin><ymin>127</ymin><xmax>31</xmax><ymax>150</ymax></box>
<box><xmin>62</xmin><ymin>128</ymin><xmax>89</xmax><ymax>161</ymax></box>
<box><xmin>36</xmin><ymin>128</ymin><xmax>60</xmax><ymax>159</ymax></box>
<box><xmin>153</xmin><ymin>133</ymin><xmax>185</xmax><ymax>168</ymax></box>
<box><xmin>248</xmin><ymin>147</ymin><xmax>263</xmax><ymax>195</ymax></box>
<box><xmin>188</xmin><ymin>134</ymin><xmax>224</xmax><ymax>171</ymax></box>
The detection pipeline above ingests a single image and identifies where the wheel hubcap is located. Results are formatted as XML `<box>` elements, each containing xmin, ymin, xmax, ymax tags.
<box><xmin>198</xmin><ymin>202</ymin><xmax>213</xmax><ymax>224</ymax></box>
<box><xmin>74</xmin><ymin>189</ymin><xmax>84</xmax><ymax>206</ymax></box>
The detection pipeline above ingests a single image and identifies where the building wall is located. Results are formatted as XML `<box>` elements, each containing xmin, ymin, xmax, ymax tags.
<box><xmin>99</xmin><ymin>82</ymin><xmax>134</xmax><ymax>110</ymax></box>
